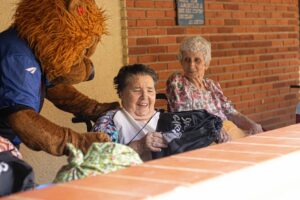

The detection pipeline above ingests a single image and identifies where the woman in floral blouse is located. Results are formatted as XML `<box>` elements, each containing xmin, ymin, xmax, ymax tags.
<box><xmin>167</xmin><ymin>36</ymin><xmax>263</xmax><ymax>139</ymax></box>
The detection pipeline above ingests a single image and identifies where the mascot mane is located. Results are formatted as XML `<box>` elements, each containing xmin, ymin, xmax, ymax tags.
<box><xmin>14</xmin><ymin>0</ymin><xmax>107</xmax><ymax>81</ymax></box>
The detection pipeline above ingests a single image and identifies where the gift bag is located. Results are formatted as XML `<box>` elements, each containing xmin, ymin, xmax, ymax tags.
<box><xmin>54</xmin><ymin>142</ymin><xmax>143</xmax><ymax>183</ymax></box>
<box><xmin>152</xmin><ymin>109</ymin><xmax>222</xmax><ymax>159</ymax></box>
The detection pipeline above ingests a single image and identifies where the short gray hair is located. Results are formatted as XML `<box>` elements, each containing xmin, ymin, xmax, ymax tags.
<box><xmin>178</xmin><ymin>36</ymin><xmax>211</xmax><ymax>66</ymax></box>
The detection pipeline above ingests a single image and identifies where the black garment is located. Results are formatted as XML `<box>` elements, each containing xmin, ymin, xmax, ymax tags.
<box><xmin>152</xmin><ymin>109</ymin><xmax>222</xmax><ymax>159</ymax></box>
<box><xmin>0</xmin><ymin>151</ymin><xmax>35</xmax><ymax>196</ymax></box>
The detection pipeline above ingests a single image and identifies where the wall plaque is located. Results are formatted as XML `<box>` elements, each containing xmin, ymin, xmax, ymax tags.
<box><xmin>176</xmin><ymin>0</ymin><xmax>204</xmax><ymax>25</ymax></box>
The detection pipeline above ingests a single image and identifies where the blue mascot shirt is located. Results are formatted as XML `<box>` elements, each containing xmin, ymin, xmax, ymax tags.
<box><xmin>0</xmin><ymin>27</ymin><xmax>48</xmax><ymax>145</ymax></box>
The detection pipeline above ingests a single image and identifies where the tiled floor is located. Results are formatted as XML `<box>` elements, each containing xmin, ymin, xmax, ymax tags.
<box><xmin>2</xmin><ymin>124</ymin><xmax>300</xmax><ymax>200</ymax></box>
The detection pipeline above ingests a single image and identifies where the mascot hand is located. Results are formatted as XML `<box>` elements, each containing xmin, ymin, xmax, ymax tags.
<box><xmin>8</xmin><ymin>109</ymin><xmax>110</xmax><ymax>156</ymax></box>
<box><xmin>47</xmin><ymin>84</ymin><xmax>120</xmax><ymax>122</ymax></box>
<box><xmin>89</xmin><ymin>101</ymin><xmax>120</xmax><ymax>122</ymax></box>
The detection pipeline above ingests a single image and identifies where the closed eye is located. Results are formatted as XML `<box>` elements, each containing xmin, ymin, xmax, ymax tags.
<box><xmin>132</xmin><ymin>89</ymin><xmax>141</xmax><ymax>92</ymax></box>
<box><xmin>147</xmin><ymin>89</ymin><xmax>155</xmax><ymax>93</ymax></box>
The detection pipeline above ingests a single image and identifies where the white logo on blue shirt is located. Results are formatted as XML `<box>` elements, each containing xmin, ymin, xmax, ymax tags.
<box><xmin>25</xmin><ymin>67</ymin><xmax>37</xmax><ymax>74</ymax></box>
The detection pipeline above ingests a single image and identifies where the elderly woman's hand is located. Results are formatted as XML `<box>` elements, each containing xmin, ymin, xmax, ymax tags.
<box><xmin>216</xmin><ymin>128</ymin><xmax>231</xmax><ymax>144</ymax></box>
<box><xmin>144</xmin><ymin>132</ymin><xmax>168</xmax><ymax>152</ymax></box>
<box><xmin>248</xmin><ymin>123</ymin><xmax>263</xmax><ymax>135</ymax></box>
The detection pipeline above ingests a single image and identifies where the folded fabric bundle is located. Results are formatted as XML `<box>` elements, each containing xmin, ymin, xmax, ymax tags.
<box><xmin>54</xmin><ymin>142</ymin><xmax>143</xmax><ymax>183</ymax></box>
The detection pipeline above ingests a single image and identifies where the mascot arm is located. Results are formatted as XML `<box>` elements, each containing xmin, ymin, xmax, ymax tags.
<box><xmin>46</xmin><ymin>84</ymin><xmax>119</xmax><ymax>122</ymax></box>
<box><xmin>8</xmin><ymin>109</ymin><xmax>110</xmax><ymax>156</ymax></box>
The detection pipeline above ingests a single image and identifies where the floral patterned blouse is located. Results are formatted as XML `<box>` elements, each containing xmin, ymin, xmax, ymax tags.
<box><xmin>166</xmin><ymin>72</ymin><xmax>237</xmax><ymax>121</ymax></box>
<box><xmin>92</xmin><ymin>110</ymin><xmax>119</xmax><ymax>143</ymax></box>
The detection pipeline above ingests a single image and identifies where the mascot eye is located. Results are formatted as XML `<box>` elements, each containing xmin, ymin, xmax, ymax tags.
<box><xmin>77</xmin><ymin>6</ymin><xmax>85</xmax><ymax>16</ymax></box>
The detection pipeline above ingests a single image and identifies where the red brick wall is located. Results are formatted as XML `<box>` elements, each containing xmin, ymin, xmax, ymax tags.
<box><xmin>123</xmin><ymin>0</ymin><xmax>300</xmax><ymax>130</ymax></box>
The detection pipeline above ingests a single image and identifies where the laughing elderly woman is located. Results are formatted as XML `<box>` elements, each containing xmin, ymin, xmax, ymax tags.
<box><xmin>92</xmin><ymin>64</ymin><xmax>167</xmax><ymax>161</ymax></box>
<box><xmin>167</xmin><ymin>36</ymin><xmax>263</xmax><ymax>139</ymax></box>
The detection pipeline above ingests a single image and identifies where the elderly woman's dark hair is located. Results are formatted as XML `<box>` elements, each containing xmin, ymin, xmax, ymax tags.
<box><xmin>114</xmin><ymin>64</ymin><xmax>158</xmax><ymax>96</ymax></box>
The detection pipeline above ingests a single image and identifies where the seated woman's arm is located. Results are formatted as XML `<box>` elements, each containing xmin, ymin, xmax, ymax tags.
<box><xmin>210</xmin><ymin>80</ymin><xmax>263</xmax><ymax>135</ymax></box>
<box><xmin>226</xmin><ymin>112</ymin><xmax>263</xmax><ymax>135</ymax></box>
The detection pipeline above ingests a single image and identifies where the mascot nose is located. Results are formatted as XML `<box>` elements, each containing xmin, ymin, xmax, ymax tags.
<box><xmin>87</xmin><ymin>65</ymin><xmax>95</xmax><ymax>81</ymax></box>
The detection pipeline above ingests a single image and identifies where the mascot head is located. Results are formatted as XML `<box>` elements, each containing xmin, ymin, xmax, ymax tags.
<box><xmin>13</xmin><ymin>0</ymin><xmax>106</xmax><ymax>84</ymax></box>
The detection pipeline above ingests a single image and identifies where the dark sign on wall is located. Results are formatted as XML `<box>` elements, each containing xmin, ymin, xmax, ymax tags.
<box><xmin>176</xmin><ymin>0</ymin><xmax>204</xmax><ymax>25</ymax></box>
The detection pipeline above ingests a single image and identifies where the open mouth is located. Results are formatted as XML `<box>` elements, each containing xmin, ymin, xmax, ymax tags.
<box><xmin>138</xmin><ymin>102</ymin><xmax>148</xmax><ymax>107</ymax></box>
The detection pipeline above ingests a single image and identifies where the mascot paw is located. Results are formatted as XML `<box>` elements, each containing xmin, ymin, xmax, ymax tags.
<box><xmin>108</xmin><ymin>102</ymin><xmax>120</xmax><ymax>110</ymax></box>
<box><xmin>94</xmin><ymin>132</ymin><xmax>111</xmax><ymax>143</ymax></box>
<box><xmin>79</xmin><ymin>132</ymin><xmax>111</xmax><ymax>154</ymax></box>
<box><xmin>88</xmin><ymin>101</ymin><xmax>121</xmax><ymax>122</ymax></box>
<box><xmin>98</xmin><ymin>101</ymin><xmax>120</xmax><ymax>112</ymax></box>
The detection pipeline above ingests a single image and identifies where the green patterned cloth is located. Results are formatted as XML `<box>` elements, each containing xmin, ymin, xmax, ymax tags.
<box><xmin>54</xmin><ymin>142</ymin><xmax>143</xmax><ymax>183</ymax></box>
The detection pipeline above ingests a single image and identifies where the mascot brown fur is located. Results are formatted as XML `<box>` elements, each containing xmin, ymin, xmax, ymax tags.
<box><xmin>0</xmin><ymin>0</ymin><xmax>119</xmax><ymax>156</ymax></box>
<box><xmin>14</xmin><ymin>0</ymin><xmax>106</xmax><ymax>82</ymax></box>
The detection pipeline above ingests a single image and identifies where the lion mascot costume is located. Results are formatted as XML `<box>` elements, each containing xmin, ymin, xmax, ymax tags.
<box><xmin>0</xmin><ymin>0</ymin><xmax>119</xmax><ymax>156</ymax></box>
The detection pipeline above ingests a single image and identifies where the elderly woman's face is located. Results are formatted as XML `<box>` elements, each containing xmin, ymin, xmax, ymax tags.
<box><xmin>181</xmin><ymin>51</ymin><xmax>208</xmax><ymax>80</ymax></box>
<box><xmin>120</xmin><ymin>74</ymin><xmax>156</xmax><ymax>121</ymax></box>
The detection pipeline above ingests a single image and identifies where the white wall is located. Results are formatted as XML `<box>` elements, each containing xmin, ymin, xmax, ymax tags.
<box><xmin>0</xmin><ymin>0</ymin><xmax>123</xmax><ymax>184</ymax></box>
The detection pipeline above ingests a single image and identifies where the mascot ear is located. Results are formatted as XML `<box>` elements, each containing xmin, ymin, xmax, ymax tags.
<box><xmin>67</xmin><ymin>0</ymin><xmax>89</xmax><ymax>16</ymax></box>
